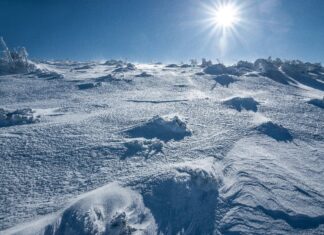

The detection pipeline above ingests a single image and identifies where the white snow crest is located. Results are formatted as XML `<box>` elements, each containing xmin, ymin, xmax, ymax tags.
<box><xmin>3</xmin><ymin>183</ymin><xmax>157</xmax><ymax>235</ymax></box>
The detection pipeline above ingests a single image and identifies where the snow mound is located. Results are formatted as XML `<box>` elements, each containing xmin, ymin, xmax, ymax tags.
<box><xmin>73</xmin><ymin>65</ymin><xmax>92</xmax><ymax>70</ymax></box>
<box><xmin>123</xmin><ymin>138</ymin><xmax>163</xmax><ymax>158</ymax></box>
<box><xmin>180</xmin><ymin>64</ymin><xmax>191</xmax><ymax>68</ymax></box>
<box><xmin>213</xmin><ymin>74</ymin><xmax>238</xmax><ymax>87</ymax></box>
<box><xmin>103</xmin><ymin>59</ymin><xmax>124</xmax><ymax>66</ymax></box>
<box><xmin>254</xmin><ymin>59</ymin><xmax>291</xmax><ymax>85</ymax></box>
<box><xmin>256</xmin><ymin>121</ymin><xmax>293</xmax><ymax>142</ymax></box>
<box><xmin>77</xmin><ymin>82</ymin><xmax>102</xmax><ymax>90</ymax></box>
<box><xmin>113</xmin><ymin>63</ymin><xmax>136</xmax><ymax>73</ymax></box>
<box><xmin>135</xmin><ymin>72</ymin><xmax>153</xmax><ymax>77</ymax></box>
<box><xmin>165</xmin><ymin>64</ymin><xmax>179</xmax><ymax>68</ymax></box>
<box><xmin>281</xmin><ymin>61</ymin><xmax>324</xmax><ymax>91</ymax></box>
<box><xmin>308</xmin><ymin>98</ymin><xmax>324</xmax><ymax>109</ymax></box>
<box><xmin>34</xmin><ymin>70</ymin><xmax>64</xmax><ymax>80</ymax></box>
<box><xmin>203</xmin><ymin>64</ymin><xmax>228</xmax><ymax>75</ymax></box>
<box><xmin>143</xmin><ymin>158</ymin><xmax>223</xmax><ymax>235</ymax></box>
<box><xmin>223</xmin><ymin>97</ymin><xmax>260</xmax><ymax>112</ymax></box>
<box><xmin>125</xmin><ymin>116</ymin><xmax>191</xmax><ymax>142</ymax></box>
<box><xmin>6</xmin><ymin>183</ymin><xmax>157</xmax><ymax>235</ymax></box>
<box><xmin>0</xmin><ymin>108</ymin><xmax>39</xmax><ymax>127</ymax></box>
<box><xmin>195</xmin><ymin>72</ymin><xmax>205</xmax><ymax>76</ymax></box>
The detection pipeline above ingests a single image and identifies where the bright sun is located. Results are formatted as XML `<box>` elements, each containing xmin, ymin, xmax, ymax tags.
<box><xmin>200</xmin><ymin>0</ymin><xmax>245</xmax><ymax>55</ymax></box>
<box><xmin>213</xmin><ymin>3</ymin><xmax>240</xmax><ymax>29</ymax></box>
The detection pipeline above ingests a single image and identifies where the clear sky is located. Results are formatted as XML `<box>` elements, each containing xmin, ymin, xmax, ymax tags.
<box><xmin>0</xmin><ymin>0</ymin><xmax>323</xmax><ymax>63</ymax></box>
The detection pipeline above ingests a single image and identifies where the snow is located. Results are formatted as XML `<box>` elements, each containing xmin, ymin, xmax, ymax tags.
<box><xmin>255</xmin><ymin>121</ymin><xmax>293</xmax><ymax>142</ymax></box>
<box><xmin>223</xmin><ymin>97</ymin><xmax>260</xmax><ymax>112</ymax></box>
<box><xmin>213</xmin><ymin>74</ymin><xmax>238</xmax><ymax>87</ymax></box>
<box><xmin>308</xmin><ymin>98</ymin><xmax>324</xmax><ymax>109</ymax></box>
<box><xmin>0</xmin><ymin>37</ymin><xmax>35</xmax><ymax>75</ymax></box>
<box><xmin>0</xmin><ymin>108</ymin><xmax>40</xmax><ymax>127</ymax></box>
<box><xmin>125</xmin><ymin>115</ymin><xmax>192</xmax><ymax>142</ymax></box>
<box><xmin>3</xmin><ymin>183</ymin><xmax>157</xmax><ymax>235</ymax></box>
<box><xmin>0</xmin><ymin>56</ymin><xmax>324</xmax><ymax>234</ymax></box>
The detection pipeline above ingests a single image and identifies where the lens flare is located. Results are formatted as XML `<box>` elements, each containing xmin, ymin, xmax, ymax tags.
<box><xmin>213</xmin><ymin>3</ymin><xmax>240</xmax><ymax>29</ymax></box>
<box><xmin>199</xmin><ymin>0</ymin><xmax>245</xmax><ymax>56</ymax></box>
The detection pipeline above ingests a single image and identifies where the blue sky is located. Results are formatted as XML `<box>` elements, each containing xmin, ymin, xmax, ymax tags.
<box><xmin>0</xmin><ymin>0</ymin><xmax>323</xmax><ymax>63</ymax></box>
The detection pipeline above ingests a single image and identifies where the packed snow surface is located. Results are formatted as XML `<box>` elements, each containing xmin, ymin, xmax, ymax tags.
<box><xmin>0</xmin><ymin>58</ymin><xmax>324</xmax><ymax>235</ymax></box>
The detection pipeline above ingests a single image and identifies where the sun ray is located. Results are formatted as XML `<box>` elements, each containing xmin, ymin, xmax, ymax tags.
<box><xmin>198</xmin><ymin>0</ymin><xmax>249</xmax><ymax>58</ymax></box>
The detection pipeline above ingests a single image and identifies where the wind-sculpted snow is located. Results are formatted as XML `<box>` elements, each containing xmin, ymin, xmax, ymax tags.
<box><xmin>142</xmin><ymin>158</ymin><xmax>223</xmax><ymax>235</ymax></box>
<box><xmin>33</xmin><ymin>70</ymin><xmax>64</xmax><ymax>80</ymax></box>
<box><xmin>135</xmin><ymin>72</ymin><xmax>153</xmax><ymax>77</ymax></box>
<box><xmin>77</xmin><ymin>82</ymin><xmax>102</xmax><ymax>90</ymax></box>
<box><xmin>0</xmin><ymin>108</ymin><xmax>39</xmax><ymax>127</ymax></box>
<box><xmin>3</xmin><ymin>183</ymin><xmax>157</xmax><ymax>235</ymax></box>
<box><xmin>125</xmin><ymin>116</ymin><xmax>192</xmax><ymax>142</ymax></box>
<box><xmin>0</xmin><ymin>58</ymin><xmax>324</xmax><ymax>234</ymax></box>
<box><xmin>308</xmin><ymin>98</ymin><xmax>324</xmax><ymax>109</ymax></box>
<box><xmin>0</xmin><ymin>37</ymin><xmax>35</xmax><ymax>75</ymax></box>
<box><xmin>223</xmin><ymin>97</ymin><xmax>260</xmax><ymax>112</ymax></box>
<box><xmin>256</xmin><ymin>121</ymin><xmax>293</xmax><ymax>142</ymax></box>
<box><xmin>112</xmin><ymin>63</ymin><xmax>136</xmax><ymax>73</ymax></box>
<box><xmin>213</xmin><ymin>74</ymin><xmax>238</xmax><ymax>87</ymax></box>
<box><xmin>220</xmin><ymin>137</ymin><xmax>324</xmax><ymax>234</ymax></box>
<box><xmin>122</xmin><ymin>138</ymin><xmax>163</xmax><ymax>159</ymax></box>
<box><xmin>203</xmin><ymin>63</ymin><xmax>229</xmax><ymax>75</ymax></box>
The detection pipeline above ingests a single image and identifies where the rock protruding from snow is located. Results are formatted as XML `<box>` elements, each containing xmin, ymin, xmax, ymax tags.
<box><xmin>223</xmin><ymin>97</ymin><xmax>260</xmax><ymax>112</ymax></box>
<box><xmin>213</xmin><ymin>74</ymin><xmax>238</xmax><ymax>87</ymax></box>
<box><xmin>256</xmin><ymin>121</ymin><xmax>293</xmax><ymax>142</ymax></box>
<box><xmin>308</xmin><ymin>98</ymin><xmax>324</xmax><ymax>109</ymax></box>
<box><xmin>0</xmin><ymin>37</ymin><xmax>35</xmax><ymax>75</ymax></box>
<box><xmin>6</xmin><ymin>183</ymin><xmax>157</xmax><ymax>235</ymax></box>
<box><xmin>0</xmin><ymin>108</ymin><xmax>39</xmax><ymax>127</ymax></box>
<box><xmin>125</xmin><ymin>116</ymin><xmax>191</xmax><ymax>142</ymax></box>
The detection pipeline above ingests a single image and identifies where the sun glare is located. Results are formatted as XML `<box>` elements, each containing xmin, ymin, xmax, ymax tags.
<box><xmin>200</xmin><ymin>1</ymin><xmax>245</xmax><ymax>56</ymax></box>
<box><xmin>213</xmin><ymin>4</ymin><xmax>239</xmax><ymax>29</ymax></box>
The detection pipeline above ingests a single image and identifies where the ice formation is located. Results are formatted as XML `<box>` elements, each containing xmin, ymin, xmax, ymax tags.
<box><xmin>0</xmin><ymin>37</ymin><xmax>34</xmax><ymax>75</ymax></box>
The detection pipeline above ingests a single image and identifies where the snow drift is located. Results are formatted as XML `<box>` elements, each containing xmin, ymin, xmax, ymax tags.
<box><xmin>143</xmin><ymin>158</ymin><xmax>223</xmax><ymax>235</ymax></box>
<box><xmin>0</xmin><ymin>108</ymin><xmax>39</xmax><ymax>127</ymax></box>
<box><xmin>123</xmin><ymin>138</ymin><xmax>163</xmax><ymax>158</ymax></box>
<box><xmin>5</xmin><ymin>183</ymin><xmax>157</xmax><ymax>235</ymax></box>
<box><xmin>125</xmin><ymin>116</ymin><xmax>192</xmax><ymax>142</ymax></box>
<box><xmin>256</xmin><ymin>121</ymin><xmax>293</xmax><ymax>142</ymax></box>
<box><xmin>308</xmin><ymin>98</ymin><xmax>324</xmax><ymax>109</ymax></box>
<box><xmin>213</xmin><ymin>74</ymin><xmax>238</xmax><ymax>87</ymax></box>
<box><xmin>223</xmin><ymin>97</ymin><xmax>260</xmax><ymax>112</ymax></box>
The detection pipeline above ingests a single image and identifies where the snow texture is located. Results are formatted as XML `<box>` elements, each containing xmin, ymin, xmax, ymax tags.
<box><xmin>0</xmin><ymin>108</ymin><xmax>39</xmax><ymax>127</ymax></box>
<box><xmin>4</xmin><ymin>183</ymin><xmax>157</xmax><ymax>235</ymax></box>
<box><xmin>0</xmin><ymin>56</ymin><xmax>324</xmax><ymax>235</ymax></box>
<box><xmin>125</xmin><ymin>116</ymin><xmax>192</xmax><ymax>142</ymax></box>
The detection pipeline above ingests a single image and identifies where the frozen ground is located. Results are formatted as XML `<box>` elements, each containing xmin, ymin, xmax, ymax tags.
<box><xmin>0</xmin><ymin>59</ymin><xmax>323</xmax><ymax>234</ymax></box>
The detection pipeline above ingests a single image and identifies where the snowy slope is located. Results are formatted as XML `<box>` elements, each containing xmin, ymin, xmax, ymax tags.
<box><xmin>0</xmin><ymin>59</ymin><xmax>323</xmax><ymax>234</ymax></box>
